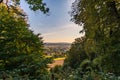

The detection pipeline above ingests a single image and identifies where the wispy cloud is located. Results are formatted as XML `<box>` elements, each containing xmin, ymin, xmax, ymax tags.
<box><xmin>43</xmin><ymin>22</ymin><xmax>82</xmax><ymax>36</ymax></box>
<box><xmin>42</xmin><ymin>22</ymin><xmax>84</xmax><ymax>43</ymax></box>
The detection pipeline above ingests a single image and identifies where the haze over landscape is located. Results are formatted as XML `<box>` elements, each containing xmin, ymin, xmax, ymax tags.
<box><xmin>20</xmin><ymin>0</ymin><xmax>83</xmax><ymax>43</ymax></box>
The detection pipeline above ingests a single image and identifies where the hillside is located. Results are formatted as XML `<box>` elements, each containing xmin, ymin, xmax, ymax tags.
<box><xmin>44</xmin><ymin>42</ymin><xmax>71</xmax><ymax>48</ymax></box>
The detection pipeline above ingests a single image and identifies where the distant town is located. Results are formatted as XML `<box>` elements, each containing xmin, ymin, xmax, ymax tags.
<box><xmin>44</xmin><ymin>42</ymin><xmax>71</xmax><ymax>57</ymax></box>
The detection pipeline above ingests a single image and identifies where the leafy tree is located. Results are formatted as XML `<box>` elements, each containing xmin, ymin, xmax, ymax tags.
<box><xmin>71</xmin><ymin>0</ymin><xmax>120</xmax><ymax>75</ymax></box>
<box><xmin>64</xmin><ymin>37</ymin><xmax>87</xmax><ymax>69</ymax></box>
<box><xmin>0</xmin><ymin>3</ymin><xmax>51</xmax><ymax>79</ymax></box>
<box><xmin>0</xmin><ymin>0</ymin><xmax>49</xmax><ymax>13</ymax></box>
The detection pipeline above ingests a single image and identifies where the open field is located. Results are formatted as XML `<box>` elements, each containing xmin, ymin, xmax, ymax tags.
<box><xmin>48</xmin><ymin>57</ymin><xmax>65</xmax><ymax>68</ymax></box>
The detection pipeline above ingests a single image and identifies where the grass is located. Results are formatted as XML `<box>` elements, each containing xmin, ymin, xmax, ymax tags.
<box><xmin>54</xmin><ymin>57</ymin><xmax>65</xmax><ymax>60</ymax></box>
<box><xmin>45</xmin><ymin>55</ymin><xmax>65</xmax><ymax>61</ymax></box>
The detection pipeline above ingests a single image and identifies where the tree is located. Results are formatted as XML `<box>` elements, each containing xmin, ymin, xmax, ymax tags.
<box><xmin>71</xmin><ymin>0</ymin><xmax>120</xmax><ymax>75</ymax></box>
<box><xmin>0</xmin><ymin>0</ymin><xmax>49</xmax><ymax>13</ymax></box>
<box><xmin>64</xmin><ymin>37</ymin><xmax>87</xmax><ymax>69</ymax></box>
<box><xmin>0</xmin><ymin>3</ymin><xmax>51</xmax><ymax>79</ymax></box>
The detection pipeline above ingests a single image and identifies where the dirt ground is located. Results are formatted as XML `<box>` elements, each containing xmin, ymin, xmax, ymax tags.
<box><xmin>48</xmin><ymin>58</ymin><xmax>65</xmax><ymax>68</ymax></box>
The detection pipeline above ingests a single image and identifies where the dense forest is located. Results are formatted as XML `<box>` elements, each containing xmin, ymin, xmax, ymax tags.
<box><xmin>0</xmin><ymin>0</ymin><xmax>120</xmax><ymax>80</ymax></box>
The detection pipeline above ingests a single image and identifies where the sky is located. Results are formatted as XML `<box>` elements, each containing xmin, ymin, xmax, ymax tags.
<box><xmin>20</xmin><ymin>0</ymin><xmax>83</xmax><ymax>43</ymax></box>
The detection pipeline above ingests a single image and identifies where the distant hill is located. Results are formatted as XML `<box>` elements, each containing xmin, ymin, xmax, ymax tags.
<box><xmin>44</xmin><ymin>42</ymin><xmax>71</xmax><ymax>48</ymax></box>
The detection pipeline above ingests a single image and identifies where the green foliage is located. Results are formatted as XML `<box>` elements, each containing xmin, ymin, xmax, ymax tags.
<box><xmin>64</xmin><ymin>37</ymin><xmax>87</xmax><ymax>69</ymax></box>
<box><xmin>0</xmin><ymin>3</ymin><xmax>51</xmax><ymax>79</ymax></box>
<box><xmin>25</xmin><ymin>0</ymin><xmax>49</xmax><ymax>13</ymax></box>
<box><xmin>49</xmin><ymin>65</ymin><xmax>120</xmax><ymax>80</ymax></box>
<box><xmin>55</xmin><ymin>0</ymin><xmax>120</xmax><ymax>79</ymax></box>
<box><xmin>50</xmin><ymin>66</ymin><xmax>75</xmax><ymax>80</ymax></box>
<box><xmin>0</xmin><ymin>0</ymin><xmax>49</xmax><ymax>13</ymax></box>
<box><xmin>71</xmin><ymin>0</ymin><xmax>120</xmax><ymax>75</ymax></box>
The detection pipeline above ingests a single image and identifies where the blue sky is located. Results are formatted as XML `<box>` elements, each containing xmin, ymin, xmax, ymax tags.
<box><xmin>20</xmin><ymin>0</ymin><xmax>83</xmax><ymax>43</ymax></box>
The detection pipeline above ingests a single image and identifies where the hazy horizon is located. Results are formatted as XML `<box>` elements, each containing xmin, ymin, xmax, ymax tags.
<box><xmin>44</xmin><ymin>42</ymin><xmax>72</xmax><ymax>43</ymax></box>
